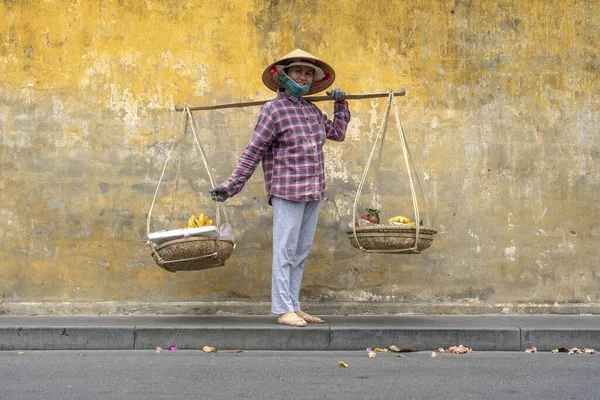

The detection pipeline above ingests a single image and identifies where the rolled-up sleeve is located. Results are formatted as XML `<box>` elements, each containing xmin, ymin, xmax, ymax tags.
<box><xmin>322</xmin><ymin>101</ymin><xmax>350</xmax><ymax>142</ymax></box>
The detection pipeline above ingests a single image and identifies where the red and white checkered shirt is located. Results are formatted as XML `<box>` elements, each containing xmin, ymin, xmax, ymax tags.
<box><xmin>221</xmin><ymin>91</ymin><xmax>351</xmax><ymax>203</ymax></box>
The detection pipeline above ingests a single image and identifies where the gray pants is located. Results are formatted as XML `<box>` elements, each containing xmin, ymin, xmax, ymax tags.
<box><xmin>271</xmin><ymin>196</ymin><xmax>322</xmax><ymax>314</ymax></box>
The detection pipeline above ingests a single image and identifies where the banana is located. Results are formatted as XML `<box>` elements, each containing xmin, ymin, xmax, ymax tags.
<box><xmin>188</xmin><ymin>213</ymin><xmax>214</xmax><ymax>228</ymax></box>
<box><xmin>388</xmin><ymin>215</ymin><xmax>412</xmax><ymax>224</ymax></box>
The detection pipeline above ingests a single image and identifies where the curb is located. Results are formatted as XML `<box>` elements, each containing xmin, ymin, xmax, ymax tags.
<box><xmin>1</xmin><ymin>315</ymin><xmax>599</xmax><ymax>351</ymax></box>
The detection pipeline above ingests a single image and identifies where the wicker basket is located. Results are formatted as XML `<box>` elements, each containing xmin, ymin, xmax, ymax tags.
<box><xmin>346</xmin><ymin>225</ymin><xmax>437</xmax><ymax>254</ymax></box>
<box><xmin>150</xmin><ymin>236</ymin><xmax>234</xmax><ymax>272</ymax></box>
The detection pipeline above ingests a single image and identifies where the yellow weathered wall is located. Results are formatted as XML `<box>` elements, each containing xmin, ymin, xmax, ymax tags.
<box><xmin>1</xmin><ymin>0</ymin><xmax>598</xmax><ymax>314</ymax></box>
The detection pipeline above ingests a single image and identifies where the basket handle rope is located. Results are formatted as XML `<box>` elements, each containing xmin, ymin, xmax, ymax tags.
<box><xmin>351</xmin><ymin>90</ymin><xmax>431</xmax><ymax>253</ymax></box>
<box><xmin>184</xmin><ymin>104</ymin><xmax>229</xmax><ymax>234</ymax></box>
<box><xmin>351</xmin><ymin>92</ymin><xmax>392</xmax><ymax>251</ymax></box>
<box><xmin>147</xmin><ymin>104</ymin><xmax>228</xmax><ymax>258</ymax></box>
<box><xmin>147</xmin><ymin>106</ymin><xmax>187</xmax><ymax>237</ymax></box>
<box><xmin>168</xmin><ymin>131</ymin><xmax>185</xmax><ymax>224</ymax></box>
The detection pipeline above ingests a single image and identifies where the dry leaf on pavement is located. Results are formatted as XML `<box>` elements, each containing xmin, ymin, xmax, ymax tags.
<box><xmin>156</xmin><ymin>347</ymin><xmax>163</xmax><ymax>353</ymax></box>
<box><xmin>229</xmin><ymin>350</ymin><xmax>244</xmax><ymax>353</ymax></box>
<box><xmin>583</xmin><ymin>348</ymin><xmax>597</xmax><ymax>354</ymax></box>
<box><xmin>448</xmin><ymin>345</ymin><xmax>473</xmax><ymax>354</ymax></box>
<box><xmin>368</xmin><ymin>351</ymin><xmax>376</xmax><ymax>358</ymax></box>
<box><xmin>552</xmin><ymin>347</ymin><xmax>596</xmax><ymax>354</ymax></box>
<box><xmin>203</xmin><ymin>346</ymin><xmax>217</xmax><ymax>353</ymax></box>
<box><xmin>525</xmin><ymin>347</ymin><xmax>537</xmax><ymax>354</ymax></box>
<box><xmin>396</xmin><ymin>354</ymin><xmax>406</xmax><ymax>358</ymax></box>
<box><xmin>337</xmin><ymin>361</ymin><xmax>349</xmax><ymax>368</ymax></box>
<box><xmin>568</xmin><ymin>348</ymin><xmax>583</xmax><ymax>355</ymax></box>
<box><xmin>374</xmin><ymin>348</ymin><xmax>388</xmax><ymax>353</ymax></box>
<box><xmin>390</xmin><ymin>346</ymin><xmax>420</xmax><ymax>353</ymax></box>
<box><xmin>552</xmin><ymin>347</ymin><xmax>569</xmax><ymax>353</ymax></box>
<box><xmin>435</xmin><ymin>345</ymin><xmax>472</xmax><ymax>354</ymax></box>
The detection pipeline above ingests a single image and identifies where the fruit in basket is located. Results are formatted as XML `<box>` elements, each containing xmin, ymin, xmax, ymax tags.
<box><xmin>187</xmin><ymin>213</ymin><xmax>214</xmax><ymax>228</ymax></box>
<box><xmin>360</xmin><ymin>214</ymin><xmax>375</xmax><ymax>223</ymax></box>
<box><xmin>361</xmin><ymin>208</ymin><xmax>380</xmax><ymax>224</ymax></box>
<box><xmin>388</xmin><ymin>215</ymin><xmax>416</xmax><ymax>226</ymax></box>
<box><xmin>188</xmin><ymin>215</ymin><xmax>197</xmax><ymax>228</ymax></box>
<box><xmin>388</xmin><ymin>215</ymin><xmax>410</xmax><ymax>224</ymax></box>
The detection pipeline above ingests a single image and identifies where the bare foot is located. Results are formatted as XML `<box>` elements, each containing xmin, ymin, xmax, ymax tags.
<box><xmin>277</xmin><ymin>312</ymin><xmax>307</xmax><ymax>327</ymax></box>
<box><xmin>296</xmin><ymin>311</ymin><xmax>325</xmax><ymax>323</ymax></box>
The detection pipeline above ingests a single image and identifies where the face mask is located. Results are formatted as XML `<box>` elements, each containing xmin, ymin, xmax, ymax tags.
<box><xmin>278</xmin><ymin>72</ymin><xmax>313</xmax><ymax>98</ymax></box>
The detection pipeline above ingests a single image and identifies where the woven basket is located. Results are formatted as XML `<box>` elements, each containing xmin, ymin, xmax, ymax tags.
<box><xmin>346</xmin><ymin>225</ymin><xmax>437</xmax><ymax>254</ymax></box>
<box><xmin>150</xmin><ymin>236</ymin><xmax>234</xmax><ymax>272</ymax></box>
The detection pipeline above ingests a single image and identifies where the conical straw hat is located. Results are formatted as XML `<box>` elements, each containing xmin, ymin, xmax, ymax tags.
<box><xmin>262</xmin><ymin>49</ymin><xmax>336</xmax><ymax>96</ymax></box>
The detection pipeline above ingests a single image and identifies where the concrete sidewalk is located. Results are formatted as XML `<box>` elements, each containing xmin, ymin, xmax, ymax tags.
<box><xmin>1</xmin><ymin>315</ymin><xmax>599</xmax><ymax>351</ymax></box>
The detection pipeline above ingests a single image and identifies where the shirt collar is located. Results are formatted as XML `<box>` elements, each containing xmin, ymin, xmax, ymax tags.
<box><xmin>277</xmin><ymin>90</ymin><xmax>303</xmax><ymax>103</ymax></box>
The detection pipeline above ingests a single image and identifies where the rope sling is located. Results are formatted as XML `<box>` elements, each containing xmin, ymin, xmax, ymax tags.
<box><xmin>347</xmin><ymin>90</ymin><xmax>437</xmax><ymax>253</ymax></box>
<box><xmin>146</xmin><ymin>104</ymin><xmax>233</xmax><ymax>272</ymax></box>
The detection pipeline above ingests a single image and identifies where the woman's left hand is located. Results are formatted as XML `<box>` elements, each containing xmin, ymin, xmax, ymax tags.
<box><xmin>327</xmin><ymin>88</ymin><xmax>346</xmax><ymax>101</ymax></box>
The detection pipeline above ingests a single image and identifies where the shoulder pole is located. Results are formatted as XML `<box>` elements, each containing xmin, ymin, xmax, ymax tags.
<box><xmin>174</xmin><ymin>88</ymin><xmax>406</xmax><ymax>112</ymax></box>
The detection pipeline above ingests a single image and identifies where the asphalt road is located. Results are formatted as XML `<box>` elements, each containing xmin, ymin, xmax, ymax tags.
<box><xmin>1</xmin><ymin>350</ymin><xmax>599</xmax><ymax>399</ymax></box>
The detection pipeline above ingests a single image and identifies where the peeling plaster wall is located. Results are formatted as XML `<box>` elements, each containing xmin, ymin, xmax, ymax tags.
<box><xmin>0</xmin><ymin>0</ymin><xmax>599</xmax><ymax>313</ymax></box>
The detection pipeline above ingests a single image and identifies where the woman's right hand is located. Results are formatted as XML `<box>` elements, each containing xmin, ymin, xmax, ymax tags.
<box><xmin>209</xmin><ymin>186</ymin><xmax>229</xmax><ymax>202</ymax></box>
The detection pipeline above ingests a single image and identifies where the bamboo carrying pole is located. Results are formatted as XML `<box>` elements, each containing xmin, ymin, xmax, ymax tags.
<box><xmin>175</xmin><ymin>88</ymin><xmax>406</xmax><ymax>112</ymax></box>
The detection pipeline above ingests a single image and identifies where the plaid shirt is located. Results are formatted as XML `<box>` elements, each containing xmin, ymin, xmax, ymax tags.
<box><xmin>221</xmin><ymin>91</ymin><xmax>351</xmax><ymax>202</ymax></box>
